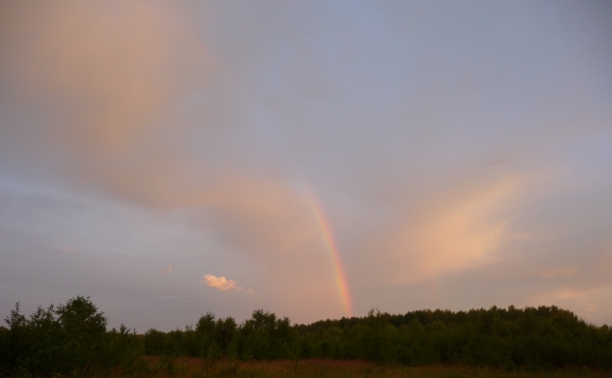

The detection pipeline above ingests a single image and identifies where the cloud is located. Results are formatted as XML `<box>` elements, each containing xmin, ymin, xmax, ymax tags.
<box><xmin>200</xmin><ymin>274</ymin><xmax>259</xmax><ymax>296</ymax></box>
<box><xmin>0</xmin><ymin>0</ymin><xmax>354</xmax><ymax>319</ymax></box>
<box><xmin>1</xmin><ymin>1</ymin><xmax>610</xmax><ymax>326</ymax></box>
<box><xmin>0</xmin><ymin>0</ymin><xmax>239</xmax><ymax>208</ymax></box>
<box><xmin>349</xmin><ymin>173</ymin><xmax>532</xmax><ymax>288</ymax></box>
<box><xmin>201</xmin><ymin>274</ymin><xmax>239</xmax><ymax>291</ymax></box>
<box><xmin>408</xmin><ymin>176</ymin><xmax>527</xmax><ymax>278</ymax></box>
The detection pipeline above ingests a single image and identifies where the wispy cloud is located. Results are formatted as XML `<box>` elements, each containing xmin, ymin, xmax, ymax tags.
<box><xmin>0</xmin><ymin>0</ymin><xmax>236</xmax><ymax>209</ymax></box>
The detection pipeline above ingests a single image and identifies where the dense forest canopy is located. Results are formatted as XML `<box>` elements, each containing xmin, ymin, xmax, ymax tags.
<box><xmin>1</xmin><ymin>296</ymin><xmax>611</xmax><ymax>376</ymax></box>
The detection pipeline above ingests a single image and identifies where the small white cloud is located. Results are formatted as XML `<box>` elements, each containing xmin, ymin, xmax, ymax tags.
<box><xmin>161</xmin><ymin>265</ymin><xmax>173</xmax><ymax>275</ymax></box>
<box><xmin>201</xmin><ymin>274</ymin><xmax>239</xmax><ymax>291</ymax></box>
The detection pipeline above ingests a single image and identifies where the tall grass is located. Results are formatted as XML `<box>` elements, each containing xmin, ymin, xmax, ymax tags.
<box><xmin>94</xmin><ymin>358</ymin><xmax>612</xmax><ymax>378</ymax></box>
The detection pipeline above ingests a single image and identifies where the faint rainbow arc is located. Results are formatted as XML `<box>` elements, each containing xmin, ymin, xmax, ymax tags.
<box><xmin>145</xmin><ymin>2</ymin><xmax>244</xmax><ymax>95</ymax></box>
<box><xmin>305</xmin><ymin>190</ymin><xmax>353</xmax><ymax>318</ymax></box>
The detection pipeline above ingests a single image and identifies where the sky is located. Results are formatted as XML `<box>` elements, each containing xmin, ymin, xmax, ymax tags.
<box><xmin>0</xmin><ymin>0</ymin><xmax>611</xmax><ymax>331</ymax></box>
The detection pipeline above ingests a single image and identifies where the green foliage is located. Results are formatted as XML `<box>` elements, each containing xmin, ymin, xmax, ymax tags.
<box><xmin>144</xmin><ymin>328</ymin><xmax>167</xmax><ymax>356</ymax></box>
<box><xmin>233</xmin><ymin>310</ymin><xmax>296</xmax><ymax>360</ymax></box>
<box><xmin>0</xmin><ymin>296</ymin><xmax>142</xmax><ymax>376</ymax></box>
<box><xmin>1</xmin><ymin>297</ymin><xmax>611</xmax><ymax>376</ymax></box>
<box><xmin>291</xmin><ymin>306</ymin><xmax>612</xmax><ymax>369</ymax></box>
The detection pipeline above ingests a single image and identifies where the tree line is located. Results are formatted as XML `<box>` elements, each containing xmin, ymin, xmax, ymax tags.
<box><xmin>1</xmin><ymin>296</ymin><xmax>611</xmax><ymax>376</ymax></box>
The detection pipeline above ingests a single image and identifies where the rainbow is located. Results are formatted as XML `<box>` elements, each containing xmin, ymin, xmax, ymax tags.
<box><xmin>305</xmin><ymin>190</ymin><xmax>353</xmax><ymax>318</ymax></box>
<box><xmin>138</xmin><ymin>4</ymin><xmax>353</xmax><ymax>317</ymax></box>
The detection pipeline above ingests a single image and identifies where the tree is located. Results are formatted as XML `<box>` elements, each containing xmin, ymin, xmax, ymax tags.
<box><xmin>55</xmin><ymin>296</ymin><xmax>108</xmax><ymax>372</ymax></box>
<box><xmin>56</xmin><ymin>295</ymin><xmax>107</xmax><ymax>336</ymax></box>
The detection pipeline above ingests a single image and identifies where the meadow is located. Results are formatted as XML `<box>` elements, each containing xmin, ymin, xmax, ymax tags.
<box><xmin>104</xmin><ymin>358</ymin><xmax>612</xmax><ymax>378</ymax></box>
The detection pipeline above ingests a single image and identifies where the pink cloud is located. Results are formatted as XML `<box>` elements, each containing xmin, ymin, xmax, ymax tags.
<box><xmin>201</xmin><ymin>274</ymin><xmax>238</xmax><ymax>291</ymax></box>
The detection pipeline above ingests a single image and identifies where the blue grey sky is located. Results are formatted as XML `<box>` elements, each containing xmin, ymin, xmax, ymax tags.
<box><xmin>0</xmin><ymin>0</ymin><xmax>611</xmax><ymax>330</ymax></box>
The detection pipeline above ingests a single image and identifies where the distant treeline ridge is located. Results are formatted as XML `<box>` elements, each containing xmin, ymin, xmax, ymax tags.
<box><xmin>1</xmin><ymin>296</ymin><xmax>611</xmax><ymax>376</ymax></box>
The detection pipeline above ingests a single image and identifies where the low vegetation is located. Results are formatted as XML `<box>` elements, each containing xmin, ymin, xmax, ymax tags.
<box><xmin>1</xmin><ymin>296</ymin><xmax>611</xmax><ymax>377</ymax></box>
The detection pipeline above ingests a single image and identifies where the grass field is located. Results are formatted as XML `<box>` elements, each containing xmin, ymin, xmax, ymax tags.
<box><xmin>125</xmin><ymin>358</ymin><xmax>612</xmax><ymax>378</ymax></box>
